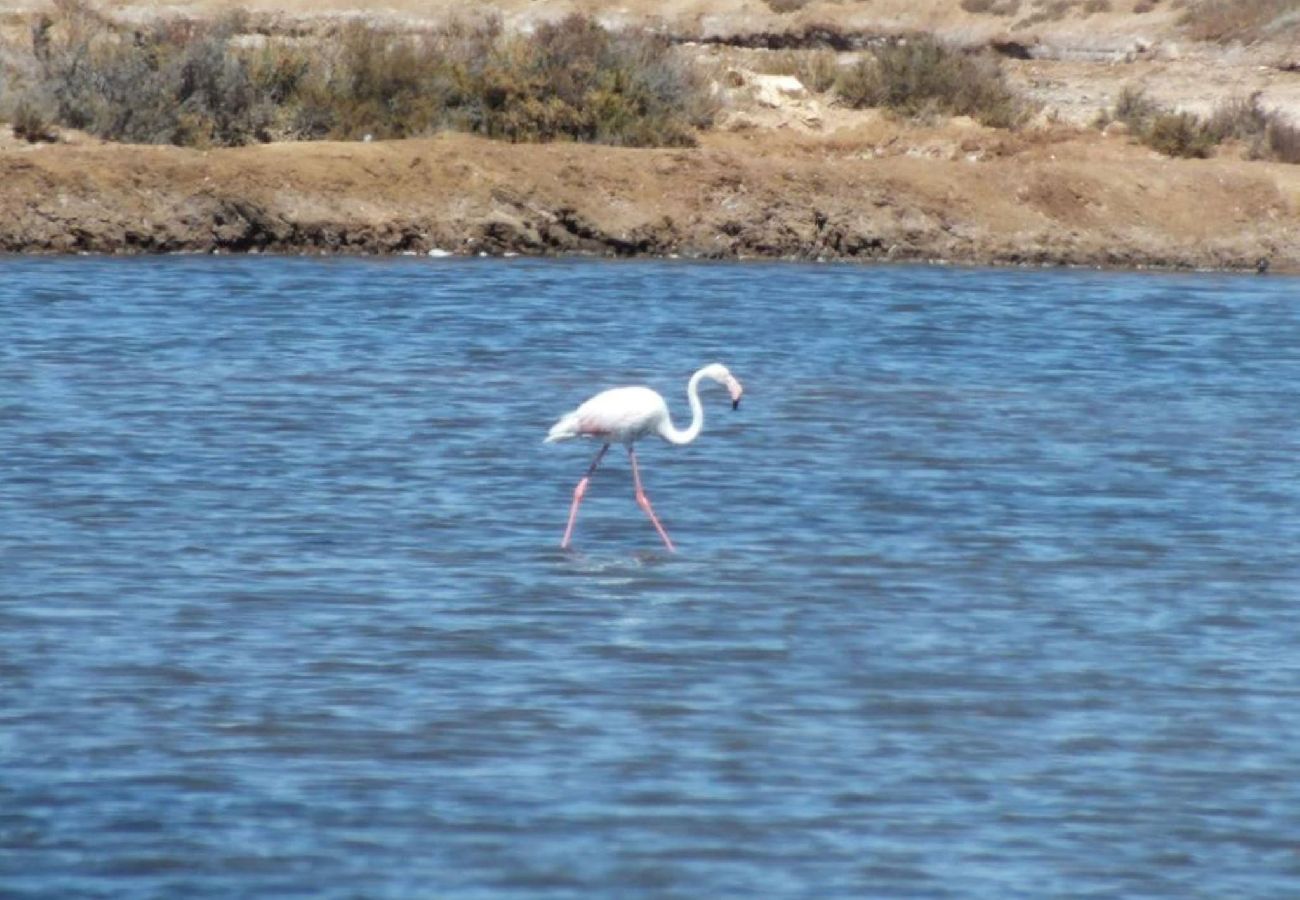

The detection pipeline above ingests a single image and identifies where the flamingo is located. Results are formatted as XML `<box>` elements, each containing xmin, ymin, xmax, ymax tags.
<box><xmin>545</xmin><ymin>363</ymin><xmax>744</xmax><ymax>551</ymax></box>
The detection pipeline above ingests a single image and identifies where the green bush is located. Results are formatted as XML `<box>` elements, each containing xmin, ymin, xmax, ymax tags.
<box><xmin>835</xmin><ymin>36</ymin><xmax>1028</xmax><ymax>128</ymax></box>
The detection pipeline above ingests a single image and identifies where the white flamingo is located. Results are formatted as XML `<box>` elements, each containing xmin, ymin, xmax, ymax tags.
<box><xmin>545</xmin><ymin>363</ymin><xmax>744</xmax><ymax>551</ymax></box>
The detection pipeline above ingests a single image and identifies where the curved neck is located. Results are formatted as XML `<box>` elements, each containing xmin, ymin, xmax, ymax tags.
<box><xmin>659</xmin><ymin>368</ymin><xmax>708</xmax><ymax>445</ymax></box>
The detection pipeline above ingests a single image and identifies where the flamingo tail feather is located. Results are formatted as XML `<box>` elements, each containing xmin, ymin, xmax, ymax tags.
<box><xmin>545</xmin><ymin>412</ymin><xmax>581</xmax><ymax>443</ymax></box>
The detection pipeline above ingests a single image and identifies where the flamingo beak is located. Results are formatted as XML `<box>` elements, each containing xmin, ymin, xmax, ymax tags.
<box><xmin>727</xmin><ymin>377</ymin><xmax>744</xmax><ymax>410</ymax></box>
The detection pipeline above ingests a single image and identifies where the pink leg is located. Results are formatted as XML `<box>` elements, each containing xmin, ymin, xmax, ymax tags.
<box><xmin>561</xmin><ymin>443</ymin><xmax>609</xmax><ymax>549</ymax></box>
<box><xmin>628</xmin><ymin>446</ymin><xmax>675</xmax><ymax>552</ymax></box>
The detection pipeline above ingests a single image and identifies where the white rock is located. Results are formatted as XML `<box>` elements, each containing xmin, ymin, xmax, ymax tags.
<box><xmin>748</xmin><ymin>73</ymin><xmax>809</xmax><ymax>108</ymax></box>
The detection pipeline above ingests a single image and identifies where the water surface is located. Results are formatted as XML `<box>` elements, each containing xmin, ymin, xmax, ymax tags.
<box><xmin>3</xmin><ymin>257</ymin><xmax>1299</xmax><ymax>898</ymax></box>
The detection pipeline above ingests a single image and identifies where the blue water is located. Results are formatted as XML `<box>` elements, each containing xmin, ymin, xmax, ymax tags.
<box><xmin>2</xmin><ymin>257</ymin><xmax>1299</xmax><ymax>898</ymax></box>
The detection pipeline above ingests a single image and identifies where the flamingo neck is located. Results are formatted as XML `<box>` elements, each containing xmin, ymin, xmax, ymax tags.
<box><xmin>660</xmin><ymin>368</ymin><xmax>707</xmax><ymax>446</ymax></box>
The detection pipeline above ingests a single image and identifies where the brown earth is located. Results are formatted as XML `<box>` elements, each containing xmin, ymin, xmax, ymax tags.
<box><xmin>2</xmin><ymin>0</ymin><xmax>1299</xmax><ymax>270</ymax></box>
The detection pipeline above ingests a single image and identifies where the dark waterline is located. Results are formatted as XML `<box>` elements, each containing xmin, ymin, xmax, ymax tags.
<box><xmin>2</xmin><ymin>256</ymin><xmax>1299</xmax><ymax>898</ymax></box>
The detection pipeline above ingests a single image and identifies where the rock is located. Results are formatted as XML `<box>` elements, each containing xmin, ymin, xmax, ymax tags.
<box><xmin>726</xmin><ymin>69</ymin><xmax>808</xmax><ymax>109</ymax></box>
<box><xmin>751</xmin><ymin>73</ymin><xmax>808</xmax><ymax>108</ymax></box>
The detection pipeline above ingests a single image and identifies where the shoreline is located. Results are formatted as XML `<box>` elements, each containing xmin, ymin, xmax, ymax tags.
<box><xmin>4</xmin><ymin>252</ymin><xmax>1286</xmax><ymax>281</ymax></box>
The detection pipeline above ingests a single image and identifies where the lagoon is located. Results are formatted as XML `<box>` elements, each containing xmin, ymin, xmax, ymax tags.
<box><xmin>3</xmin><ymin>257</ymin><xmax>1299</xmax><ymax>897</ymax></box>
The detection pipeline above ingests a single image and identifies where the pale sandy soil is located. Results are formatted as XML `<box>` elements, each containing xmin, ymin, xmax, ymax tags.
<box><xmin>2</xmin><ymin>0</ymin><xmax>1299</xmax><ymax>269</ymax></box>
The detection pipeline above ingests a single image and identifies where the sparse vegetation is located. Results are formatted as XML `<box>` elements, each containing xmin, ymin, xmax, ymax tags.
<box><xmin>1097</xmin><ymin>84</ymin><xmax>1300</xmax><ymax>162</ymax></box>
<box><xmin>1179</xmin><ymin>0</ymin><xmax>1300</xmax><ymax>43</ymax></box>
<box><xmin>835</xmin><ymin>36</ymin><xmax>1029</xmax><ymax>128</ymax></box>
<box><xmin>1204</xmin><ymin>91</ymin><xmax>1270</xmax><ymax>143</ymax></box>
<box><xmin>1111</xmin><ymin>83</ymin><xmax>1162</xmax><ymax>132</ymax></box>
<box><xmin>1206</xmin><ymin>91</ymin><xmax>1300</xmax><ymax>163</ymax></box>
<box><xmin>2</xmin><ymin>2</ymin><xmax>712</xmax><ymax>148</ymax></box>
<box><xmin>1016</xmin><ymin>0</ymin><xmax>1077</xmax><ymax>27</ymax></box>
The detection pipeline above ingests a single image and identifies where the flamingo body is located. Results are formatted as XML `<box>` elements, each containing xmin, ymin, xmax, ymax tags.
<box><xmin>545</xmin><ymin>386</ymin><xmax>670</xmax><ymax>446</ymax></box>
<box><xmin>546</xmin><ymin>363</ymin><xmax>744</xmax><ymax>551</ymax></box>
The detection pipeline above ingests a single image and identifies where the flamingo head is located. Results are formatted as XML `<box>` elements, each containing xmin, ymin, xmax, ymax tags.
<box><xmin>702</xmin><ymin>363</ymin><xmax>744</xmax><ymax>410</ymax></box>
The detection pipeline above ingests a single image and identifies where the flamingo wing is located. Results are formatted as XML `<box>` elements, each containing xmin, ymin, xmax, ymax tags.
<box><xmin>546</xmin><ymin>386</ymin><xmax>666</xmax><ymax>444</ymax></box>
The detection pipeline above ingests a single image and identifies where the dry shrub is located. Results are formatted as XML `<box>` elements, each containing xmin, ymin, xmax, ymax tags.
<box><xmin>1098</xmin><ymin>86</ymin><xmax>1300</xmax><ymax>163</ymax></box>
<box><xmin>6</xmin><ymin>4</ymin><xmax>711</xmax><ymax>148</ymax></box>
<box><xmin>1206</xmin><ymin>92</ymin><xmax>1300</xmax><ymax>162</ymax></box>
<box><xmin>1146</xmin><ymin>111</ymin><xmax>1214</xmax><ymax>157</ymax></box>
<box><xmin>1111</xmin><ymin>83</ymin><xmax>1161</xmax><ymax>131</ymax></box>
<box><xmin>1204</xmin><ymin>91</ymin><xmax>1270</xmax><ymax>143</ymax></box>
<box><xmin>836</xmin><ymin>36</ymin><xmax>1029</xmax><ymax>128</ymax></box>
<box><xmin>962</xmin><ymin>0</ymin><xmax>1022</xmax><ymax>13</ymax></box>
<box><xmin>289</xmin><ymin>21</ymin><xmax>481</xmax><ymax>140</ymax></box>
<box><xmin>23</xmin><ymin>2</ymin><xmax>277</xmax><ymax>145</ymax></box>
<box><xmin>1265</xmin><ymin>117</ymin><xmax>1300</xmax><ymax>163</ymax></box>
<box><xmin>472</xmin><ymin>15</ymin><xmax>711</xmax><ymax>145</ymax></box>
<box><xmin>12</xmin><ymin>98</ymin><xmax>57</xmax><ymax>141</ymax></box>
<box><xmin>765</xmin><ymin>0</ymin><xmax>813</xmax><ymax>11</ymax></box>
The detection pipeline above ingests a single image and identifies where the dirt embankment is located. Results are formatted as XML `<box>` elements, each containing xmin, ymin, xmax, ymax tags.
<box><xmin>2</xmin><ymin>0</ymin><xmax>1299</xmax><ymax>270</ymax></box>
<box><xmin>4</xmin><ymin>123</ymin><xmax>1296</xmax><ymax>270</ymax></box>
